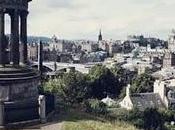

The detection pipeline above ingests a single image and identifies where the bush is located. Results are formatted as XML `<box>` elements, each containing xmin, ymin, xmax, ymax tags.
<box><xmin>43</xmin><ymin>70</ymin><xmax>89</xmax><ymax>105</ymax></box>
<box><xmin>160</xmin><ymin>109</ymin><xmax>175</xmax><ymax>122</ymax></box>
<box><xmin>127</xmin><ymin>109</ymin><xmax>144</xmax><ymax>128</ymax></box>
<box><xmin>107</xmin><ymin>108</ymin><xmax>166</xmax><ymax>129</ymax></box>
<box><xmin>143</xmin><ymin>108</ymin><xmax>165</xmax><ymax>130</ymax></box>
<box><xmin>85</xmin><ymin>99</ymin><xmax>108</xmax><ymax>115</ymax></box>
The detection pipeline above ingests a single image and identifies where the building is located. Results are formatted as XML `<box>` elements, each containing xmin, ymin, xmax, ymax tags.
<box><xmin>162</xmin><ymin>31</ymin><xmax>175</xmax><ymax>68</ymax></box>
<box><xmin>108</xmin><ymin>40</ymin><xmax>122</xmax><ymax>55</ymax></box>
<box><xmin>120</xmin><ymin>78</ymin><xmax>175</xmax><ymax>110</ymax></box>
<box><xmin>119</xmin><ymin>84</ymin><xmax>165</xmax><ymax>111</ymax></box>
<box><xmin>168</xmin><ymin>30</ymin><xmax>175</xmax><ymax>52</ymax></box>
<box><xmin>49</xmin><ymin>35</ymin><xmax>73</xmax><ymax>53</ymax></box>
<box><xmin>99</xmin><ymin>40</ymin><xmax>109</xmax><ymax>52</ymax></box>
<box><xmin>152</xmin><ymin>67</ymin><xmax>175</xmax><ymax>80</ymax></box>
<box><xmin>76</xmin><ymin>40</ymin><xmax>99</xmax><ymax>53</ymax></box>
<box><xmin>163</xmin><ymin>50</ymin><xmax>175</xmax><ymax>68</ymax></box>
<box><xmin>154</xmin><ymin>79</ymin><xmax>175</xmax><ymax>108</ymax></box>
<box><xmin>28</xmin><ymin>43</ymin><xmax>38</xmax><ymax>61</ymax></box>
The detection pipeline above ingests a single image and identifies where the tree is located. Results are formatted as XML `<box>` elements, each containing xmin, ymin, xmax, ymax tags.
<box><xmin>88</xmin><ymin>65</ymin><xmax>121</xmax><ymax>99</ymax></box>
<box><xmin>111</xmin><ymin>65</ymin><xmax>137</xmax><ymax>85</ymax></box>
<box><xmin>130</xmin><ymin>73</ymin><xmax>155</xmax><ymax>93</ymax></box>
<box><xmin>43</xmin><ymin>70</ymin><xmax>89</xmax><ymax>104</ymax></box>
<box><xmin>111</xmin><ymin>65</ymin><xmax>137</xmax><ymax>98</ymax></box>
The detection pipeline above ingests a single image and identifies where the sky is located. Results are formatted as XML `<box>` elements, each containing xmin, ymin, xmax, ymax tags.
<box><xmin>24</xmin><ymin>0</ymin><xmax>175</xmax><ymax>40</ymax></box>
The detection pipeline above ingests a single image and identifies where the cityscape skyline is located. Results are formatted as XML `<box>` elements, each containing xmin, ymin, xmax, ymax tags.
<box><xmin>0</xmin><ymin>0</ymin><xmax>175</xmax><ymax>129</ymax></box>
<box><xmin>8</xmin><ymin>0</ymin><xmax>175</xmax><ymax>40</ymax></box>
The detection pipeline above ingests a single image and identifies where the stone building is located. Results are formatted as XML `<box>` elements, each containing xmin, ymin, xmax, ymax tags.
<box><xmin>49</xmin><ymin>35</ymin><xmax>73</xmax><ymax>52</ymax></box>
<box><xmin>108</xmin><ymin>40</ymin><xmax>122</xmax><ymax>55</ymax></box>
<box><xmin>120</xmin><ymin>79</ymin><xmax>175</xmax><ymax>110</ymax></box>
<box><xmin>161</xmin><ymin>31</ymin><xmax>175</xmax><ymax>68</ymax></box>
<box><xmin>28</xmin><ymin>43</ymin><xmax>38</xmax><ymax>61</ymax></box>
<box><xmin>99</xmin><ymin>40</ymin><xmax>109</xmax><ymax>52</ymax></box>
<box><xmin>163</xmin><ymin>50</ymin><xmax>175</xmax><ymax>68</ymax></box>
<box><xmin>76</xmin><ymin>40</ymin><xmax>99</xmax><ymax>53</ymax></box>
<box><xmin>168</xmin><ymin>30</ymin><xmax>175</xmax><ymax>52</ymax></box>
<box><xmin>119</xmin><ymin>84</ymin><xmax>165</xmax><ymax>111</ymax></box>
<box><xmin>154</xmin><ymin>79</ymin><xmax>175</xmax><ymax>109</ymax></box>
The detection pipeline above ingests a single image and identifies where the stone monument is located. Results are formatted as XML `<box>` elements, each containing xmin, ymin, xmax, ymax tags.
<box><xmin>0</xmin><ymin>0</ymin><xmax>40</xmax><ymax>127</ymax></box>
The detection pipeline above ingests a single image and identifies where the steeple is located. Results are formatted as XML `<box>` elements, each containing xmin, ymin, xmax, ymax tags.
<box><xmin>98</xmin><ymin>29</ymin><xmax>102</xmax><ymax>41</ymax></box>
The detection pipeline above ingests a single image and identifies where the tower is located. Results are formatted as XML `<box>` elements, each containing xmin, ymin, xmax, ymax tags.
<box><xmin>98</xmin><ymin>29</ymin><xmax>102</xmax><ymax>41</ymax></box>
<box><xmin>168</xmin><ymin>29</ymin><xmax>175</xmax><ymax>52</ymax></box>
<box><xmin>163</xmin><ymin>50</ymin><xmax>175</xmax><ymax>68</ymax></box>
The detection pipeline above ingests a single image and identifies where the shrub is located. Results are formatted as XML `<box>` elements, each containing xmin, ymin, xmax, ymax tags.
<box><xmin>43</xmin><ymin>71</ymin><xmax>89</xmax><ymax>105</ymax></box>
<box><xmin>160</xmin><ymin>109</ymin><xmax>175</xmax><ymax>122</ymax></box>
<box><xmin>143</xmin><ymin>108</ymin><xmax>164</xmax><ymax>130</ymax></box>
<box><xmin>85</xmin><ymin>99</ymin><xmax>108</xmax><ymax>115</ymax></box>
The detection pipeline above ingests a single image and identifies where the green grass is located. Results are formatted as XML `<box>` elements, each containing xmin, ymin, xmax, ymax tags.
<box><xmin>60</xmin><ymin>109</ymin><xmax>138</xmax><ymax>130</ymax></box>
<box><xmin>63</xmin><ymin>120</ymin><xmax>137</xmax><ymax>130</ymax></box>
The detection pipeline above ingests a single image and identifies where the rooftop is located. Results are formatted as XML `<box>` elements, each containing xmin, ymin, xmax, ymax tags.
<box><xmin>130</xmin><ymin>93</ymin><xmax>165</xmax><ymax>111</ymax></box>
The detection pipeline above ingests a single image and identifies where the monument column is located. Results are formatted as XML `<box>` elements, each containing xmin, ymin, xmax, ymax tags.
<box><xmin>0</xmin><ymin>10</ymin><xmax>5</xmax><ymax>66</ymax></box>
<box><xmin>11</xmin><ymin>10</ymin><xmax>20</xmax><ymax>65</ymax></box>
<box><xmin>20</xmin><ymin>11</ymin><xmax>28</xmax><ymax>64</ymax></box>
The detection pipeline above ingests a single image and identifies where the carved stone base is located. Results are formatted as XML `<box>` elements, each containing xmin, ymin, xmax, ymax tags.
<box><xmin>0</xmin><ymin>65</ymin><xmax>40</xmax><ymax>101</ymax></box>
<box><xmin>0</xmin><ymin>65</ymin><xmax>40</xmax><ymax>127</ymax></box>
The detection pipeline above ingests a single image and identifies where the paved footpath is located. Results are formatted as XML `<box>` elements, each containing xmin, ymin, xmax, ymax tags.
<box><xmin>40</xmin><ymin>122</ymin><xmax>63</xmax><ymax>130</ymax></box>
<box><xmin>22</xmin><ymin>122</ymin><xmax>63</xmax><ymax>130</ymax></box>
<box><xmin>21</xmin><ymin>111</ymin><xmax>63</xmax><ymax>130</ymax></box>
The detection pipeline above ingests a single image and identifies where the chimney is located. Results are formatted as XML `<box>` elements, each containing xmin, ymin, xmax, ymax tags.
<box><xmin>126</xmin><ymin>84</ymin><xmax>131</xmax><ymax>97</ymax></box>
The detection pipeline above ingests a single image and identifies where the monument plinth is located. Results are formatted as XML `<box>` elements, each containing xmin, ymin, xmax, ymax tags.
<box><xmin>0</xmin><ymin>0</ymin><xmax>41</xmax><ymax>127</ymax></box>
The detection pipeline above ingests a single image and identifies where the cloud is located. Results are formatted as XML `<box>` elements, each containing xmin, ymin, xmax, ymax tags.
<box><xmin>25</xmin><ymin>0</ymin><xmax>175</xmax><ymax>40</ymax></box>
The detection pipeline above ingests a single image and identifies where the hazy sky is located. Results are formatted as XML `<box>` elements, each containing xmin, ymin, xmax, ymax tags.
<box><xmin>25</xmin><ymin>0</ymin><xmax>175</xmax><ymax>40</ymax></box>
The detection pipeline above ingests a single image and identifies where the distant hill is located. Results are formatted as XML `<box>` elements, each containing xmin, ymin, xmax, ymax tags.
<box><xmin>27</xmin><ymin>36</ymin><xmax>51</xmax><ymax>44</ymax></box>
<box><xmin>5</xmin><ymin>35</ymin><xmax>51</xmax><ymax>44</ymax></box>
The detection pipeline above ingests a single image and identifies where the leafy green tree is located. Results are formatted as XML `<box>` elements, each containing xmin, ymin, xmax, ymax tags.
<box><xmin>88</xmin><ymin>65</ymin><xmax>121</xmax><ymax>99</ymax></box>
<box><xmin>111</xmin><ymin>65</ymin><xmax>137</xmax><ymax>98</ymax></box>
<box><xmin>131</xmin><ymin>73</ymin><xmax>155</xmax><ymax>93</ymax></box>
<box><xmin>111</xmin><ymin>65</ymin><xmax>125</xmax><ymax>81</ymax></box>
<box><xmin>111</xmin><ymin>65</ymin><xmax>137</xmax><ymax>85</ymax></box>
<box><xmin>43</xmin><ymin>70</ymin><xmax>89</xmax><ymax>104</ymax></box>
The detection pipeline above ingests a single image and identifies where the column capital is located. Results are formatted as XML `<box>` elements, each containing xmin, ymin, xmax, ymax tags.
<box><xmin>8</xmin><ymin>9</ymin><xmax>20</xmax><ymax>18</ymax></box>
<box><xmin>0</xmin><ymin>8</ymin><xmax>6</xmax><ymax>14</ymax></box>
<box><xmin>20</xmin><ymin>10</ymin><xmax>29</xmax><ymax>17</ymax></box>
<box><xmin>14</xmin><ymin>9</ymin><xmax>21</xmax><ymax>15</ymax></box>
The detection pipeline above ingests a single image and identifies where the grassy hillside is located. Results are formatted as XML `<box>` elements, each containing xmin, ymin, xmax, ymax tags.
<box><xmin>60</xmin><ymin>109</ymin><xmax>137</xmax><ymax>130</ymax></box>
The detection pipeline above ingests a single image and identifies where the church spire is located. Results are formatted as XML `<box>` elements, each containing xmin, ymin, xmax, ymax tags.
<box><xmin>98</xmin><ymin>29</ymin><xmax>102</xmax><ymax>41</ymax></box>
